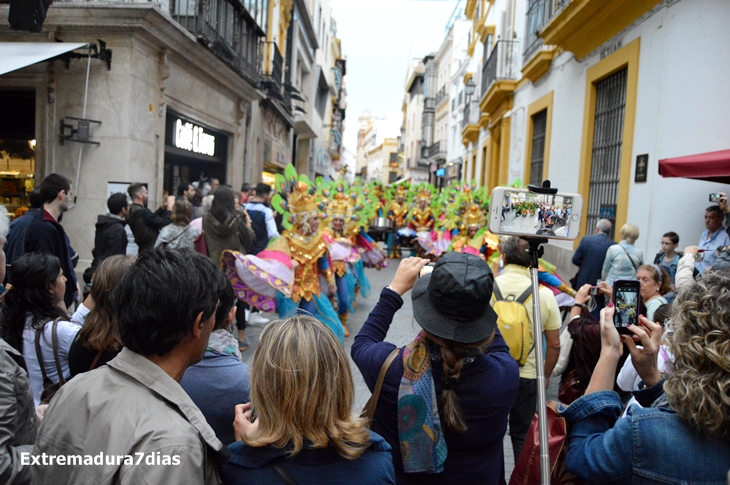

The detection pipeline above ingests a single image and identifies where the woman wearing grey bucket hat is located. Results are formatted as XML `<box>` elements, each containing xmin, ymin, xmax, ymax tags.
<box><xmin>352</xmin><ymin>253</ymin><xmax>520</xmax><ymax>485</ymax></box>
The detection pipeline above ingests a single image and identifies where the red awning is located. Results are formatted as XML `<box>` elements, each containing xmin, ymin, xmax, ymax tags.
<box><xmin>658</xmin><ymin>149</ymin><xmax>730</xmax><ymax>184</ymax></box>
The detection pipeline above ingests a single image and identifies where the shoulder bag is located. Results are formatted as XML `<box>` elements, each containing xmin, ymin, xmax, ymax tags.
<box><xmin>35</xmin><ymin>317</ymin><xmax>66</xmax><ymax>405</ymax></box>
<box><xmin>158</xmin><ymin>225</ymin><xmax>190</xmax><ymax>249</ymax></box>
<box><xmin>620</xmin><ymin>245</ymin><xmax>640</xmax><ymax>272</ymax></box>
<box><xmin>360</xmin><ymin>347</ymin><xmax>400</xmax><ymax>423</ymax></box>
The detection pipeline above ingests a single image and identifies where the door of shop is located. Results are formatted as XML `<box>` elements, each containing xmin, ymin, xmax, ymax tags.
<box><xmin>586</xmin><ymin>68</ymin><xmax>627</xmax><ymax>239</ymax></box>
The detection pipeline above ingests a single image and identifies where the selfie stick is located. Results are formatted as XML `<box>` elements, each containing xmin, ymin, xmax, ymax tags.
<box><xmin>524</xmin><ymin>180</ymin><xmax>558</xmax><ymax>485</ymax></box>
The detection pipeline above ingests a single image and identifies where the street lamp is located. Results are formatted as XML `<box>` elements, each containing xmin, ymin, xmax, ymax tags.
<box><xmin>464</xmin><ymin>78</ymin><xmax>477</xmax><ymax>99</ymax></box>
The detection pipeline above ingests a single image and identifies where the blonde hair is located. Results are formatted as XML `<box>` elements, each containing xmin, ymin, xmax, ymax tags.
<box><xmin>664</xmin><ymin>271</ymin><xmax>730</xmax><ymax>439</ymax></box>
<box><xmin>244</xmin><ymin>315</ymin><xmax>370</xmax><ymax>459</ymax></box>
<box><xmin>619</xmin><ymin>223</ymin><xmax>640</xmax><ymax>244</ymax></box>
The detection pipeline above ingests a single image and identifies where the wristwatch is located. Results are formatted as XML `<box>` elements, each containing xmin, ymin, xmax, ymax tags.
<box><xmin>572</xmin><ymin>303</ymin><xmax>586</xmax><ymax>310</ymax></box>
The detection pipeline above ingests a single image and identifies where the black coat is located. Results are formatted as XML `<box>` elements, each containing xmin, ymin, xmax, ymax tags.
<box><xmin>5</xmin><ymin>208</ymin><xmax>78</xmax><ymax>307</ymax></box>
<box><xmin>91</xmin><ymin>215</ymin><xmax>127</xmax><ymax>267</ymax></box>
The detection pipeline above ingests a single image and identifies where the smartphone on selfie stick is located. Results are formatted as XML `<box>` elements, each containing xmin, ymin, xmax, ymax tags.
<box><xmin>489</xmin><ymin>181</ymin><xmax>582</xmax><ymax>484</ymax></box>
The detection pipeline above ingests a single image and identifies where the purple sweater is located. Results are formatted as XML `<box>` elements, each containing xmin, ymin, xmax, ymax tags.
<box><xmin>352</xmin><ymin>288</ymin><xmax>520</xmax><ymax>485</ymax></box>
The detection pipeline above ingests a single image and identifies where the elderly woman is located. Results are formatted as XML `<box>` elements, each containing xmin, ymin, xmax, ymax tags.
<box><xmin>352</xmin><ymin>254</ymin><xmax>519</xmax><ymax>485</ymax></box>
<box><xmin>563</xmin><ymin>271</ymin><xmax>730</xmax><ymax>483</ymax></box>
<box><xmin>601</xmin><ymin>223</ymin><xmax>643</xmax><ymax>285</ymax></box>
<box><xmin>221</xmin><ymin>315</ymin><xmax>394</xmax><ymax>484</ymax></box>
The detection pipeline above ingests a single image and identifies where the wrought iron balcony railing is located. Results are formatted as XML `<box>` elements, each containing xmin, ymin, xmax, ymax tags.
<box><xmin>481</xmin><ymin>40</ymin><xmax>519</xmax><ymax>97</ymax></box>
<box><xmin>461</xmin><ymin>99</ymin><xmax>479</xmax><ymax>129</ymax></box>
<box><xmin>170</xmin><ymin>0</ymin><xmax>262</xmax><ymax>82</ymax></box>
<box><xmin>524</xmin><ymin>0</ymin><xmax>571</xmax><ymax>60</ymax></box>
<box><xmin>435</xmin><ymin>86</ymin><xmax>447</xmax><ymax>105</ymax></box>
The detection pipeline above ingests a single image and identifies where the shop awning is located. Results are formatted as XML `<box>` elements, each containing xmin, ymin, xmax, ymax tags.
<box><xmin>658</xmin><ymin>149</ymin><xmax>730</xmax><ymax>184</ymax></box>
<box><xmin>0</xmin><ymin>42</ymin><xmax>88</xmax><ymax>76</ymax></box>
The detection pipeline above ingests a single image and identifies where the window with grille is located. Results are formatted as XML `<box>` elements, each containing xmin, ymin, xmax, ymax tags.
<box><xmin>529</xmin><ymin>109</ymin><xmax>547</xmax><ymax>186</ymax></box>
<box><xmin>586</xmin><ymin>68</ymin><xmax>628</xmax><ymax>238</ymax></box>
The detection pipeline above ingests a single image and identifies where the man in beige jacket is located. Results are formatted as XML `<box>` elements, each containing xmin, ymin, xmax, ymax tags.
<box><xmin>31</xmin><ymin>248</ymin><xmax>229</xmax><ymax>484</ymax></box>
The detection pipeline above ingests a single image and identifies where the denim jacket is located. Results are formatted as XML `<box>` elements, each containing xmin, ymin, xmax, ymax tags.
<box><xmin>562</xmin><ymin>386</ymin><xmax>730</xmax><ymax>484</ymax></box>
<box><xmin>602</xmin><ymin>241</ymin><xmax>644</xmax><ymax>285</ymax></box>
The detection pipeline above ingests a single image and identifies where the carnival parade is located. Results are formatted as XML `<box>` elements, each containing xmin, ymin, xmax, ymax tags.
<box><xmin>221</xmin><ymin>164</ymin><xmax>577</xmax><ymax>345</ymax></box>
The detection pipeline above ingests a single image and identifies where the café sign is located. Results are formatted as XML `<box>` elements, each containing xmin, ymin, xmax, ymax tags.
<box><xmin>174</xmin><ymin>119</ymin><xmax>216</xmax><ymax>156</ymax></box>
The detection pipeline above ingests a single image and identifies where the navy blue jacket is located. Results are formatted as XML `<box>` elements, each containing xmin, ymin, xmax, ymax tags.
<box><xmin>220</xmin><ymin>431</ymin><xmax>395</xmax><ymax>485</ymax></box>
<box><xmin>352</xmin><ymin>288</ymin><xmax>519</xmax><ymax>485</ymax></box>
<box><xmin>180</xmin><ymin>350</ymin><xmax>251</xmax><ymax>446</ymax></box>
<box><xmin>572</xmin><ymin>232</ymin><xmax>616</xmax><ymax>288</ymax></box>
<box><xmin>5</xmin><ymin>208</ymin><xmax>78</xmax><ymax>307</ymax></box>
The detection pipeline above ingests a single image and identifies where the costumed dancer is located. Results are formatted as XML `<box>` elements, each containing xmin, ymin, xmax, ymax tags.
<box><xmin>386</xmin><ymin>184</ymin><xmax>410</xmax><ymax>258</ymax></box>
<box><xmin>407</xmin><ymin>184</ymin><xmax>437</xmax><ymax>259</ymax></box>
<box><xmin>221</xmin><ymin>166</ymin><xmax>345</xmax><ymax>343</ymax></box>
<box><xmin>322</xmin><ymin>184</ymin><xmax>361</xmax><ymax>337</ymax></box>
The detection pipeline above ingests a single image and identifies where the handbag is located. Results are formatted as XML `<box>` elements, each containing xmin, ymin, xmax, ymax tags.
<box><xmin>360</xmin><ymin>347</ymin><xmax>400</xmax><ymax>422</ymax></box>
<box><xmin>557</xmin><ymin>369</ymin><xmax>582</xmax><ymax>405</ymax></box>
<box><xmin>620</xmin><ymin>245</ymin><xmax>640</xmax><ymax>273</ymax></box>
<box><xmin>34</xmin><ymin>317</ymin><xmax>66</xmax><ymax>405</ymax></box>
<box><xmin>194</xmin><ymin>232</ymin><xmax>208</xmax><ymax>256</ymax></box>
<box><xmin>508</xmin><ymin>406</ymin><xmax>584</xmax><ymax>485</ymax></box>
<box><xmin>158</xmin><ymin>225</ymin><xmax>190</xmax><ymax>249</ymax></box>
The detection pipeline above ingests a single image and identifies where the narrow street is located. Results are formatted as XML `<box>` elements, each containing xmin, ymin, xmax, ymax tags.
<box><xmin>242</xmin><ymin>259</ymin><xmax>518</xmax><ymax>480</ymax></box>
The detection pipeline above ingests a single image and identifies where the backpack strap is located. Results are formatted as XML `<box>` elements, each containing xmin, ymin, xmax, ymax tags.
<box><xmin>493</xmin><ymin>282</ymin><xmax>504</xmax><ymax>301</ymax></box>
<box><xmin>34</xmin><ymin>325</ymin><xmax>49</xmax><ymax>385</ymax></box>
<box><xmin>515</xmin><ymin>286</ymin><xmax>533</xmax><ymax>305</ymax></box>
<box><xmin>34</xmin><ymin>317</ymin><xmax>66</xmax><ymax>386</ymax></box>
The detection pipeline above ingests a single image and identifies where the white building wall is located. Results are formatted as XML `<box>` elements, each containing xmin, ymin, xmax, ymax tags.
<box><xmin>510</xmin><ymin>0</ymin><xmax>730</xmax><ymax>257</ymax></box>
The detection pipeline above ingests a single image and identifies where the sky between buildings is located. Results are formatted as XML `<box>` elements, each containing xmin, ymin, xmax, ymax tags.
<box><xmin>331</xmin><ymin>0</ymin><xmax>459</xmax><ymax>154</ymax></box>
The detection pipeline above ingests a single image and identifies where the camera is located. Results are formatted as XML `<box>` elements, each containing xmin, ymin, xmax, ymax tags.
<box><xmin>709</xmin><ymin>193</ymin><xmax>722</xmax><ymax>203</ymax></box>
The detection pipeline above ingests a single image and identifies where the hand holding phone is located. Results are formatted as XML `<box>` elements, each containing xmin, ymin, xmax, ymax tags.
<box><xmin>589</xmin><ymin>286</ymin><xmax>600</xmax><ymax>297</ymax></box>
<box><xmin>612</xmin><ymin>279</ymin><xmax>641</xmax><ymax>335</ymax></box>
<box><xmin>709</xmin><ymin>193</ymin><xmax>722</xmax><ymax>203</ymax></box>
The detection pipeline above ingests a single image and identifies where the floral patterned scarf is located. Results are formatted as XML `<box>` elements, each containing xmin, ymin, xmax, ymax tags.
<box><xmin>397</xmin><ymin>331</ymin><xmax>448</xmax><ymax>474</ymax></box>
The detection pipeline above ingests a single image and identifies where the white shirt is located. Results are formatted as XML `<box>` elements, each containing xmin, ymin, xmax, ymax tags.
<box><xmin>22</xmin><ymin>305</ymin><xmax>87</xmax><ymax>405</ymax></box>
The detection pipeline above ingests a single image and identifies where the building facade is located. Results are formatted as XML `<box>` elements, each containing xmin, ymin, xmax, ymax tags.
<box><xmin>0</xmin><ymin>0</ymin><xmax>264</xmax><ymax>266</ymax></box>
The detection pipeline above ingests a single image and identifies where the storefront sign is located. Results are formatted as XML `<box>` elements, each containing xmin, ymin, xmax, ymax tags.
<box><xmin>174</xmin><ymin>119</ymin><xmax>216</xmax><ymax>157</ymax></box>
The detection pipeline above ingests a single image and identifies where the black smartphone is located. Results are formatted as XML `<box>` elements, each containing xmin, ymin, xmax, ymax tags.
<box><xmin>709</xmin><ymin>193</ymin><xmax>722</xmax><ymax>203</ymax></box>
<box><xmin>613</xmin><ymin>279</ymin><xmax>641</xmax><ymax>334</ymax></box>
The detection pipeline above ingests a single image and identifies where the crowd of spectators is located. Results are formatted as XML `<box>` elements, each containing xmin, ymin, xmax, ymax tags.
<box><xmin>0</xmin><ymin>177</ymin><xmax>729</xmax><ymax>484</ymax></box>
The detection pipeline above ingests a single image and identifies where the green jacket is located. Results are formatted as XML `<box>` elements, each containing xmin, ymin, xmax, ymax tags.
<box><xmin>203</xmin><ymin>212</ymin><xmax>254</xmax><ymax>265</ymax></box>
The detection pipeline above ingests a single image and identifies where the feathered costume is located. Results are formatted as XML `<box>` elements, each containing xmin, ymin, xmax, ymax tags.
<box><xmin>222</xmin><ymin>166</ymin><xmax>344</xmax><ymax>343</ymax></box>
<box><xmin>321</xmin><ymin>181</ymin><xmax>385</xmax><ymax>336</ymax></box>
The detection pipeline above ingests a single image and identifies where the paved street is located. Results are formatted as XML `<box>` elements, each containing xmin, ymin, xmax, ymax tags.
<box><xmin>241</xmin><ymin>258</ymin><xmax>523</xmax><ymax>481</ymax></box>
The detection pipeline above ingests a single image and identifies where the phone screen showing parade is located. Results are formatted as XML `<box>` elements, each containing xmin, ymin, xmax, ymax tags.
<box><xmin>498</xmin><ymin>190</ymin><xmax>575</xmax><ymax>239</ymax></box>
<box><xmin>613</xmin><ymin>283</ymin><xmax>639</xmax><ymax>333</ymax></box>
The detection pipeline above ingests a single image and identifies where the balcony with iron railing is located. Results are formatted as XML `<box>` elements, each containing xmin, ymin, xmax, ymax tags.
<box><xmin>524</xmin><ymin>0</ymin><xmax>569</xmax><ymax>60</ymax></box>
<box><xmin>168</xmin><ymin>0</ymin><xmax>263</xmax><ymax>83</ymax></box>
<box><xmin>460</xmin><ymin>99</ymin><xmax>480</xmax><ymax>145</ymax></box>
<box><xmin>480</xmin><ymin>40</ymin><xmax>519</xmax><ymax>115</ymax></box>
<box><xmin>538</xmin><ymin>0</ymin><xmax>661</xmax><ymax>60</ymax></box>
<box><xmin>435</xmin><ymin>86</ymin><xmax>447</xmax><ymax>106</ymax></box>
